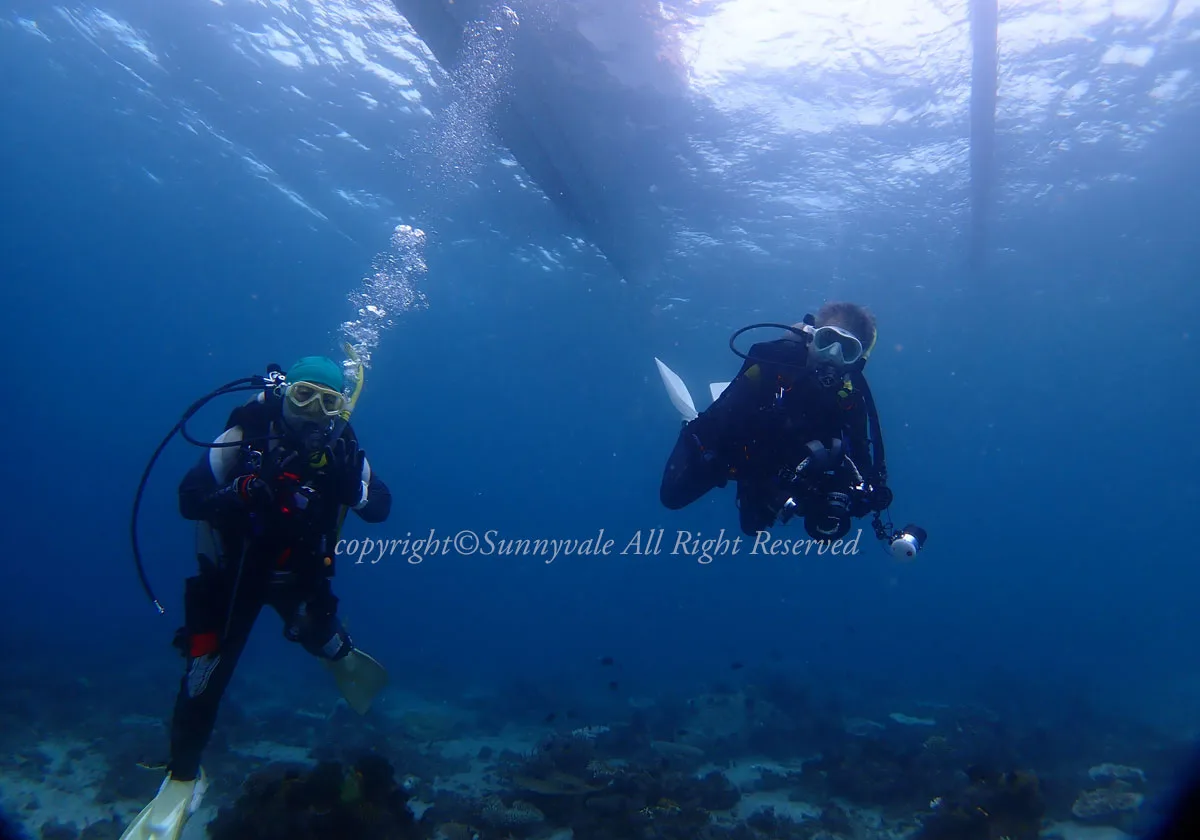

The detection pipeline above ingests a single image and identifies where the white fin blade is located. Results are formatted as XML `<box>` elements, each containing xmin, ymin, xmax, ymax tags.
<box><xmin>654</xmin><ymin>357</ymin><xmax>698</xmax><ymax>422</ymax></box>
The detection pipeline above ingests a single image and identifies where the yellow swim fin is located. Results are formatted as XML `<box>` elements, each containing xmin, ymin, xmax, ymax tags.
<box><xmin>119</xmin><ymin>769</ymin><xmax>206</xmax><ymax>840</ymax></box>
<box><xmin>325</xmin><ymin>648</ymin><xmax>388</xmax><ymax>714</ymax></box>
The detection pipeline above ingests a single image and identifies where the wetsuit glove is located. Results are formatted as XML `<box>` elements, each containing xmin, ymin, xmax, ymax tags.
<box><xmin>868</xmin><ymin>484</ymin><xmax>893</xmax><ymax>512</ymax></box>
<box><xmin>204</xmin><ymin>474</ymin><xmax>273</xmax><ymax>514</ymax></box>
<box><xmin>327</xmin><ymin>438</ymin><xmax>367</xmax><ymax>507</ymax></box>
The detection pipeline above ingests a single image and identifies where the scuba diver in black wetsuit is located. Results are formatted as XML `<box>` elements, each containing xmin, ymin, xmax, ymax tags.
<box><xmin>121</xmin><ymin>353</ymin><xmax>392</xmax><ymax>840</ymax></box>
<box><xmin>658</xmin><ymin>301</ymin><xmax>925</xmax><ymax>556</ymax></box>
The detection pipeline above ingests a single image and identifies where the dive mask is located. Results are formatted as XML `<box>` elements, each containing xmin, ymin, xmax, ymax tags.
<box><xmin>285</xmin><ymin>381</ymin><xmax>347</xmax><ymax>418</ymax></box>
<box><xmin>810</xmin><ymin>325</ymin><xmax>864</xmax><ymax>367</ymax></box>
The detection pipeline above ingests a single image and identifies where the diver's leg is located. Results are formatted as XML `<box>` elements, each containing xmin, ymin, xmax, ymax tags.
<box><xmin>736</xmin><ymin>481</ymin><xmax>777</xmax><ymax>536</ymax></box>
<box><xmin>271</xmin><ymin>576</ymin><xmax>388</xmax><ymax>714</ymax></box>
<box><xmin>271</xmin><ymin>576</ymin><xmax>351</xmax><ymax>662</ymax></box>
<box><xmin>660</xmin><ymin>425</ymin><xmax>725</xmax><ymax>510</ymax></box>
<box><xmin>166</xmin><ymin>565</ymin><xmax>264</xmax><ymax>781</ymax></box>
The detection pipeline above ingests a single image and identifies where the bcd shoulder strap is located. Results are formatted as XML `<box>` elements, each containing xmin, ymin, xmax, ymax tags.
<box><xmin>852</xmin><ymin>370</ymin><xmax>888</xmax><ymax>486</ymax></box>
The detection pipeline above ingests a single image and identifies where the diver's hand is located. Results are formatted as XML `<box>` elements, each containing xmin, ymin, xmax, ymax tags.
<box><xmin>208</xmin><ymin>474</ymin><xmax>273</xmax><ymax>511</ymax></box>
<box><xmin>261</xmin><ymin>449</ymin><xmax>303</xmax><ymax>484</ymax></box>
<box><xmin>235</xmin><ymin>475</ymin><xmax>275</xmax><ymax>508</ymax></box>
<box><xmin>847</xmin><ymin>484</ymin><xmax>891</xmax><ymax>517</ymax></box>
<box><xmin>867</xmin><ymin>484</ymin><xmax>893</xmax><ymax>512</ymax></box>
<box><xmin>326</xmin><ymin>438</ymin><xmax>367</xmax><ymax>507</ymax></box>
<box><xmin>847</xmin><ymin>487</ymin><xmax>872</xmax><ymax>519</ymax></box>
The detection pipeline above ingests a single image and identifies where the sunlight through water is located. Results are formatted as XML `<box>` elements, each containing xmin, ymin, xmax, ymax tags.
<box><xmin>10</xmin><ymin>0</ymin><xmax>1199</xmax><ymax>309</ymax></box>
<box><xmin>655</xmin><ymin>0</ymin><xmax>1198</xmax><ymax>282</ymax></box>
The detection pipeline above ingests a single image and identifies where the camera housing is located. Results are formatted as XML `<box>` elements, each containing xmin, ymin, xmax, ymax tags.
<box><xmin>804</xmin><ymin>491</ymin><xmax>852</xmax><ymax>541</ymax></box>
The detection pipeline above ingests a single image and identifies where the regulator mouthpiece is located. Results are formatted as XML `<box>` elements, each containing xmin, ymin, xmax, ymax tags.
<box><xmin>302</xmin><ymin>427</ymin><xmax>328</xmax><ymax>453</ymax></box>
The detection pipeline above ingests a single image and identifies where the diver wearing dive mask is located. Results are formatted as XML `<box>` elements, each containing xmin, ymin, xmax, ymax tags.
<box><xmin>659</xmin><ymin>301</ymin><xmax>899</xmax><ymax>540</ymax></box>
<box><xmin>125</xmin><ymin>353</ymin><xmax>395</xmax><ymax>840</ymax></box>
<box><xmin>799</xmin><ymin>322</ymin><xmax>868</xmax><ymax>389</ymax></box>
<box><xmin>281</xmin><ymin>377</ymin><xmax>348</xmax><ymax>453</ymax></box>
<box><xmin>810</xmin><ymin>324</ymin><xmax>864</xmax><ymax>367</ymax></box>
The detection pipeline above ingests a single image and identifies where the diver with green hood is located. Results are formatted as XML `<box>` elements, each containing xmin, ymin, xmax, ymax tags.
<box><xmin>120</xmin><ymin>355</ymin><xmax>392</xmax><ymax>840</ymax></box>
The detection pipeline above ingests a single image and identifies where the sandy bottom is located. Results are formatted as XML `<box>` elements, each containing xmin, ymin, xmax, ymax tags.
<box><xmin>0</xmin><ymin>737</ymin><xmax>143</xmax><ymax>836</ymax></box>
<box><xmin>1041</xmin><ymin>822</ymin><xmax>1134</xmax><ymax>840</ymax></box>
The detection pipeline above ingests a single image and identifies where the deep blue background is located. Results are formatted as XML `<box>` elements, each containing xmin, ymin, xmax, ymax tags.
<box><xmin>2</xmin><ymin>0</ymin><xmax>1199</xmax><ymax>746</ymax></box>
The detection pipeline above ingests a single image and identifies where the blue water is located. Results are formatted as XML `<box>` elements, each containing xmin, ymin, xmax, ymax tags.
<box><xmin>2</xmin><ymin>0</ymin><xmax>1199</xmax><ymax>837</ymax></box>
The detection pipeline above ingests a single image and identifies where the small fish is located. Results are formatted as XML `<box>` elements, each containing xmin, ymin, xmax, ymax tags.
<box><xmin>608</xmin><ymin>681</ymin><xmax>619</xmax><ymax>692</ymax></box>
<box><xmin>730</xmin><ymin>661</ymin><xmax>744</xmax><ymax>670</ymax></box>
<box><xmin>599</xmin><ymin>656</ymin><xmax>615</xmax><ymax>666</ymax></box>
<box><xmin>544</xmin><ymin>712</ymin><xmax>557</xmax><ymax>723</ymax></box>
<box><xmin>136</xmin><ymin>760</ymin><xmax>167</xmax><ymax>771</ymax></box>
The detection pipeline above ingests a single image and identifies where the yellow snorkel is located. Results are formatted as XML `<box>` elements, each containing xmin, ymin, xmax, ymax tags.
<box><xmin>327</xmin><ymin>342</ymin><xmax>365</xmax><ymax>445</ymax></box>
<box><xmin>861</xmin><ymin>326</ymin><xmax>878</xmax><ymax>363</ymax></box>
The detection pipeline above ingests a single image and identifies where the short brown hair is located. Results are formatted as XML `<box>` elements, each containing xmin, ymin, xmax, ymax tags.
<box><xmin>815</xmin><ymin>302</ymin><xmax>877</xmax><ymax>351</ymax></box>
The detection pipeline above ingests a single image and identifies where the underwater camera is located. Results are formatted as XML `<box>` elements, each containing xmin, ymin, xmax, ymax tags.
<box><xmin>805</xmin><ymin>491</ymin><xmax>854</xmax><ymax>542</ymax></box>
<box><xmin>774</xmin><ymin>440</ymin><xmax>856</xmax><ymax>542</ymax></box>
<box><xmin>776</xmin><ymin>484</ymin><xmax>855</xmax><ymax>542</ymax></box>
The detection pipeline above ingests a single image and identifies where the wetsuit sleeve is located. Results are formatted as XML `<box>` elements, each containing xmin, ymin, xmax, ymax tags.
<box><xmin>178</xmin><ymin>428</ymin><xmax>246</xmax><ymax>523</ymax></box>
<box><xmin>351</xmin><ymin>455</ymin><xmax>391</xmax><ymax>523</ymax></box>
<box><xmin>659</xmin><ymin>355</ymin><xmax>761</xmax><ymax>510</ymax></box>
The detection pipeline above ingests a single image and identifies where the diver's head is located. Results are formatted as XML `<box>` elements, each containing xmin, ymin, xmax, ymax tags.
<box><xmin>280</xmin><ymin>355</ymin><xmax>347</xmax><ymax>450</ymax></box>
<box><xmin>803</xmin><ymin>301</ymin><xmax>877</xmax><ymax>373</ymax></box>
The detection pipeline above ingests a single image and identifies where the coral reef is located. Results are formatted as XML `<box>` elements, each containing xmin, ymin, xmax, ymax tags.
<box><xmin>1072</xmin><ymin>783</ymin><xmax>1144</xmax><ymax>821</ymax></box>
<box><xmin>1088</xmin><ymin>764</ymin><xmax>1146</xmax><ymax>783</ymax></box>
<box><xmin>916</xmin><ymin>767</ymin><xmax>1046</xmax><ymax>840</ymax></box>
<box><xmin>480</xmin><ymin>795</ymin><xmax>545</xmax><ymax>828</ymax></box>
<box><xmin>2</xmin><ymin>654</ymin><xmax>1196</xmax><ymax>840</ymax></box>
<box><xmin>206</xmin><ymin>753</ymin><xmax>422</xmax><ymax>840</ymax></box>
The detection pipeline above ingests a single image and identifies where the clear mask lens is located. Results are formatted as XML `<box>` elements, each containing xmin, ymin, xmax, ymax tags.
<box><xmin>287</xmin><ymin>382</ymin><xmax>346</xmax><ymax>417</ymax></box>
<box><xmin>812</xmin><ymin>326</ymin><xmax>863</xmax><ymax>365</ymax></box>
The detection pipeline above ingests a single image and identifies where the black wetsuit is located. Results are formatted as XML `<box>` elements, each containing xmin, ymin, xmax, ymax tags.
<box><xmin>167</xmin><ymin>395</ymin><xmax>391</xmax><ymax>782</ymax></box>
<box><xmin>660</xmin><ymin>338</ymin><xmax>885</xmax><ymax>536</ymax></box>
